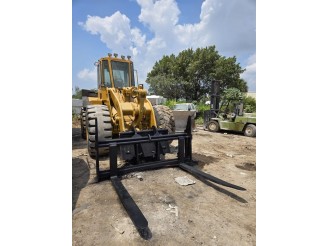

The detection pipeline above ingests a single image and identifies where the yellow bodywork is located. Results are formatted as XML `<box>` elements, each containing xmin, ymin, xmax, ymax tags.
<box><xmin>87</xmin><ymin>55</ymin><xmax>157</xmax><ymax>135</ymax></box>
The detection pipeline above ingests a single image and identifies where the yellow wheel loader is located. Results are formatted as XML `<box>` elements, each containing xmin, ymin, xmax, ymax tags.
<box><xmin>79</xmin><ymin>53</ymin><xmax>245</xmax><ymax>240</ymax></box>
<box><xmin>80</xmin><ymin>53</ymin><xmax>175</xmax><ymax>157</ymax></box>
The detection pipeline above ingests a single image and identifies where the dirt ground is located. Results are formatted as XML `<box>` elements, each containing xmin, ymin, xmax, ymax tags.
<box><xmin>72</xmin><ymin>122</ymin><xmax>256</xmax><ymax>246</ymax></box>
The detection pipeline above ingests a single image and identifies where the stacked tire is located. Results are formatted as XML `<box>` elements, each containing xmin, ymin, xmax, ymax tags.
<box><xmin>152</xmin><ymin>105</ymin><xmax>175</xmax><ymax>134</ymax></box>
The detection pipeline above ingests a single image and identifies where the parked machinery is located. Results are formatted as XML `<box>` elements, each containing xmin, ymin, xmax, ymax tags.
<box><xmin>203</xmin><ymin>80</ymin><xmax>256</xmax><ymax>137</ymax></box>
<box><xmin>79</xmin><ymin>54</ymin><xmax>245</xmax><ymax>239</ymax></box>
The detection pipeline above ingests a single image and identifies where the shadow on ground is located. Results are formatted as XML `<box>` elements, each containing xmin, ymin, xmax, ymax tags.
<box><xmin>72</xmin><ymin>127</ymin><xmax>88</xmax><ymax>151</ymax></box>
<box><xmin>72</xmin><ymin>157</ymin><xmax>90</xmax><ymax>211</ymax></box>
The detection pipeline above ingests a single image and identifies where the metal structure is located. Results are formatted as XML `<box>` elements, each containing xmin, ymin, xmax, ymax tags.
<box><xmin>93</xmin><ymin>116</ymin><xmax>246</xmax><ymax>239</ymax></box>
<box><xmin>79</xmin><ymin>55</ymin><xmax>246</xmax><ymax>240</ymax></box>
<box><xmin>172</xmin><ymin>103</ymin><xmax>197</xmax><ymax>132</ymax></box>
<box><xmin>203</xmin><ymin>80</ymin><xmax>256</xmax><ymax>137</ymax></box>
<box><xmin>80</xmin><ymin>53</ymin><xmax>176</xmax><ymax>158</ymax></box>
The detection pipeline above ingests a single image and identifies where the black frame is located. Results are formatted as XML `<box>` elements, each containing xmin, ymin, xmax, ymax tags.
<box><xmin>93</xmin><ymin>116</ymin><xmax>246</xmax><ymax>240</ymax></box>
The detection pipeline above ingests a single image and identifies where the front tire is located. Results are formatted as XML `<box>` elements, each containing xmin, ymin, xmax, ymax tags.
<box><xmin>86</xmin><ymin>105</ymin><xmax>112</xmax><ymax>157</ymax></box>
<box><xmin>244</xmin><ymin>124</ymin><xmax>256</xmax><ymax>137</ymax></box>
<box><xmin>207</xmin><ymin>120</ymin><xmax>219</xmax><ymax>132</ymax></box>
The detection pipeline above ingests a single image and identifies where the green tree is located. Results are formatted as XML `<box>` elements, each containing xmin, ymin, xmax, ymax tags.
<box><xmin>147</xmin><ymin>46</ymin><xmax>248</xmax><ymax>101</ymax></box>
<box><xmin>221</xmin><ymin>88</ymin><xmax>256</xmax><ymax>113</ymax></box>
<box><xmin>185</xmin><ymin>46</ymin><xmax>219</xmax><ymax>100</ymax></box>
<box><xmin>147</xmin><ymin>54</ymin><xmax>176</xmax><ymax>78</ymax></box>
<box><xmin>173</xmin><ymin>48</ymin><xmax>194</xmax><ymax>100</ymax></box>
<box><xmin>147</xmin><ymin>75</ymin><xmax>181</xmax><ymax>100</ymax></box>
<box><xmin>72</xmin><ymin>86</ymin><xmax>82</xmax><ymax>99</ymax></box>
<box><xmin>244</xmin><ymin>96</ymin><xmax>256</xmax><ymax>113</ymax></box>
<box><xmin>213</xmin><ymin>56</ymin><xmax>247</xmax><ymax>95</ymax></box>
<box><xmin>221</xmin><ymin>87</ymin><xmax>243</xmax><ymax>101</ymax></box>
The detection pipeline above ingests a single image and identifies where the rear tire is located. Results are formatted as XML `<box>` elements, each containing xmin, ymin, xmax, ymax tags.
<box><xmin>207</xmin><ymin>120</ymin><xmax>219</xmax><ymax>132</ymax></box>
<box><xmin>244</xmin><ymin>124</ymin><xmax>256</xmax><ymax>137</ymax></box>
<box><xmin>86</xmin><ymin>105</ymin><xmax>113</xmax><ymax>157</ymax></box>
<box><xmin>80</xmin><ymin>108</ymin><xmax>86</xmax><ymax>139</ymax></box>
<box><xmin>152</xmin><ymin>105</ymin><xmax>175</xmax><ymax>133</ymax></box>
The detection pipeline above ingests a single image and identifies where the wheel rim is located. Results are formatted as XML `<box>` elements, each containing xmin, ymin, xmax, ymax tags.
<box><xmin>246</xmin><ymin>127</ymin><xmax>252</xmax><ymax>135</ymax></box>
<box><xmin>208</xmin><ymin>123</ymin><xmax>216</xmax><ymax>131</ymax></box>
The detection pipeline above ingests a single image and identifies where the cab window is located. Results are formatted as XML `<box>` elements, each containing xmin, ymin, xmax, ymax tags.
<box><xmin>97</xmin><ymin>64</ymin><xmax>101</xmax><ymax>88</ymax></box>
<box><xmin>102</xmin><ymin>60</ymin><xmax>111</xmax><ymax>87</ymax></box>
<box><xmin>130</xmin><ymin>63</ymin><xmax>135</xmax><ymax>86</ymax></box>
<box><xmin>111</xmin><ymin>61</ymin><xmax>130</xmax><ymax>88</ymax></box>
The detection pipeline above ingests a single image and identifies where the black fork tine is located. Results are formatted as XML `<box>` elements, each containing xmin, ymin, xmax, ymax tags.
<box><xmin>110</xmin><ymin>176</ymin><xmax>152</xmax><ymax>240</ymax></box>
<box><xmin>179</xmin><ymin>163</ymin><xmax>246</xmax><ymax>191</ymax></box>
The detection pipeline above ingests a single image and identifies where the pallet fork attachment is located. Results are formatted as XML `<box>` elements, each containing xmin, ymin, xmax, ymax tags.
<box><xmin>93</xmin><ymin>116</ymin><xmax>245</xmax><ymax>240</ymax></box>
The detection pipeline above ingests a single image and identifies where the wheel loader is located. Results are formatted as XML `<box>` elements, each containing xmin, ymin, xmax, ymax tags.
<box><xmin>78</xmin><ymin>53</ymin><xmax>245</xmax><ymax>240</ymax></box>
<box><xmin>80</xmin><ymin>53</ymin><xmax>175</xmax><ymax>157</ymax></box>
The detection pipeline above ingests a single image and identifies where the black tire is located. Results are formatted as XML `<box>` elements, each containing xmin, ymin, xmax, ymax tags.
<box><xmin>152</xmin><ymin>105</ymin><xmax>175</xmax><ymax>134</ymax></box>
<box><xmin>207</xmin><ymin>120</ymin><xmax>219</xmax><ymax>132</ymax></box>
<box><xmin>244</xmin><ymin>124</ymin><xmax>256</xmax><ymax>137</ymax></box>
<box><xmin>80</xmin><ymin>108</ymin><xmax>86</xmax><ymax>139</ymax></box>
<box><xmin>86</xmin><ymin>105</ymin><xmax>113</xmax><ymax>157</ymax></box>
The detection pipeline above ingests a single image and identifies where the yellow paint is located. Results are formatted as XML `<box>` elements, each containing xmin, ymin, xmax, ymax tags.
<box><xmin>86</xmin><ymin>55</ymin><xmax>157</xmax><ymax>135</ymax></box>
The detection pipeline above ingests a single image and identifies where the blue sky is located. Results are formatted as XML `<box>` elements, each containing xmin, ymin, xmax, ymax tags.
<box><xmin>72</xmin><ymin>0</ymin><xmax>256</xmax><ymax>93</ymax></box>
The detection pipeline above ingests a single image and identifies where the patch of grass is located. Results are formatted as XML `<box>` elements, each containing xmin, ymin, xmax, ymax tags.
<box><xmin>164</xmin><ymin>99</ymin><xmax>188</xmax><ymax>109</ymax></box>
<box><xmin>195</xmin><ymin>102</ymin><xmax>210</xmax><ymax>118</ymax></box>
<box><xmin>164</xmin><ymin>99</ymin><xmax>177</xmax><ymax>109</ymax></box>
<box><xmin>195</xmin><ymin>117</ymin><xmax>204</xmax><ymax>125</ymax></box>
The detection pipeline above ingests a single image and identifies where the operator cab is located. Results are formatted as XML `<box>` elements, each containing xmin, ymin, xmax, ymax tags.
<box><xmin>97</xmin><ymin>54</ymin><xmax>136</xmax><ymax>89</ymax></box>
<box><xmin>111</xmin><ymin>61</ymin><xmax>134</xmax><ymax>88</ymax></box>
<box><xmin>219</xmin><ymin>100</ymin><xmax>243</xmax><ymax>121</ymax></box>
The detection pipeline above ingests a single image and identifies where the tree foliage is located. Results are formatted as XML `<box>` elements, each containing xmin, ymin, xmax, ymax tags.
<box><xmin>147</xmin><ymin>46</ymin><xmax>248</xmax><ymax>101</ymax></box>
<box><xmin>244</xmin><ymin>96</ymin><xmax>256</xmax><ymax>113</ymax></box>
<box><xmin>72</xmin><ymin>86</ymin><xmax>82</xmax><ymax>99</ymax></box>
<box><xmin>221</xmin><ymin>87</ymin><xmax>256</xmax><ymax>113</ymax></box>
<box><xmin>221</xmin><ymin>87</ymin><xmax>243</xmax><ymax>101</ymax></box>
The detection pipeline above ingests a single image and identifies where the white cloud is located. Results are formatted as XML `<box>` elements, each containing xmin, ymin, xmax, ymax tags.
<box><xmin>80</xmin><ymin>11</ymin><xmax>147</xmax><ymax>57</ymax></box>
<box><xmin>138</xmin><ymin>0</ymin><xmax>180</xmax><ymax>32</ymax></box>
<box><xmin>77</xmin><ymin>68</ymin><xmax>97</xmax><ymax>81</ymax></box>
<box><xmin>241</xmin><ymin>53</ymin><xmax>256</xmax><ymax>91</ymax></box>
<box><xmin>195</xmin><ymin>0</ymin><xmax>256</xmax><ymax>54</ymax></box>
<box><xmin>78</xmin><ymin>0</ymin><xmax>256</xmax><ymax>89</ymax></box>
